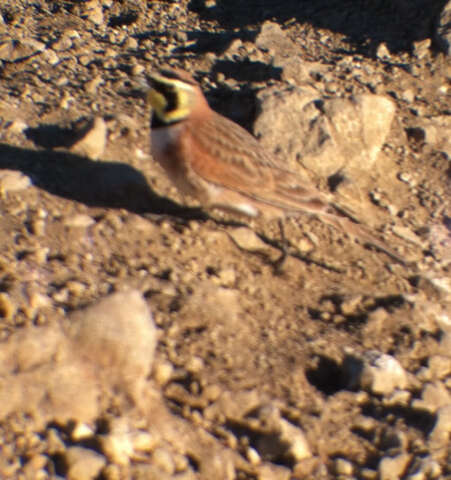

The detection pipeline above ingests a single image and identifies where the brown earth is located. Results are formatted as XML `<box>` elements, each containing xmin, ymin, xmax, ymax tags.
<box><xmin>0</xmin><ymin>0</ymin><xmax>450</xmax><ymax>479</ymax></box>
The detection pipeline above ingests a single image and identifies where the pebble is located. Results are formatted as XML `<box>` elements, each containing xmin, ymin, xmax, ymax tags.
<box><xmin>69</xmin><ymin>116</ymin><xmax>107</xmax><ymax>160</ymax></box>
<box><xmin>151</xmin><ymin>447</ymin><xmax>175</xmax><ymax>474</ymax></box>
<box><xmin>82</xmin><ymin>0</ymin><xmax>104</xmax><ymax>25</ymax></box>
<box><xmin>100</xmin><ymin>432</ymin><xmax>134</xmax><ymax>466</ymax></box>
<box><xmin>412</xmin><ymin>382</ymin><xmax>451</xmax><ymax>413</ymax></box>
<box><xmin>41</xmin><ymin>49</ymin><xmax>60</xmax><ymax>65</ymax></box>
<box><xmin>344</xmin><ymin>351</ymin><xmax>407</xmax><ymax>395</ymax></box>
<box><xmin>428</xmin><ymin>355</ymin><xmax>451</xmax><ymax>380</ymax></box>
<box><xmin>6</xmin><ymin>119</ymin><xmax>28</xmax><ymax>134</ymax></box>
<box><xmin>379</xmin><ymin>453</ymin><xmax>410</xmax><ymax>480</ymax></box>
<box><xmin>84</xmin><ymin>75</ymin><xmax>104</xmax><ymax>94</ymax></box>
<box><xmin>0</xmin><ymin>38</ymin><xmax>45</xmax><ymax>62</ymax></box>
<box><xmin>153</xmin><ymin>360</ymin><xmax>174</xmax><ymax>386</ymax></box>
<box><xmin>429</xmin><ymin>404</ymin><xmax>451</xmax><ymax>447</ymax></box>
<box><xmin>407</xmin><ymin>456</ymin><xmax>442</xmax><ymax>480</ymax></box>
<box><xmin>228</xmin><ymin>227</ymin><xmax>271</xmax><ymax>252</ymax></box>
<box><xmin>334</xmin><ymin>458</ymin><xmax>354</xmax><ymax>475</ymax></box>
<box><xmin>0</xmin><ymin>170</ymin><xmax>32</xmax><ymax>194</ymax></box>
<box><xmin>65</xmin><ymin>447</ymin><xmax>106</xmax><ymax>480</ymax></box>
<box><xmin>376</xmin><ymin>42</ymin><xmax>391</xmax><ymax>60</ymax></box>
<box><xmin>63</xmin><ymin>213</ymin><xmax>96</xmax><ymax>228</ymax></box>
<box><xmin>71</xmin><ymin>422</ymin><xmax>94</xmax><ymax>441</ymax></box>
<box><xmin>246</xmin><ymin>446</ymin><xmax>261</xmax><ymax>465</ymax></box>
<box><xmin>258</xmin><ymin>463</ymin><xmax>291</xmax><ymax>480</ymax></box>
<box><xmin>257</xmin><ymin>404</ymin><xmax>311</xmax><ymax>462</ymax></box>
<box><xmin>52</xmin><ymin>36</ymin><xmax>73</xmax><ymax>52</ymax></box>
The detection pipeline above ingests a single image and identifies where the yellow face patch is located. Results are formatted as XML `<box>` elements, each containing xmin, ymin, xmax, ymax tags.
<box><xmin>148</xmin><ymin>74</ymin><xmax>196</xmax><ymax>124</ymax></box>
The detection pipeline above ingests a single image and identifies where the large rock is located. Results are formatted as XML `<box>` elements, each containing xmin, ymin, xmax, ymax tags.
<box><xmin>0</xmin><ymin>290</ymin><xmax>156</xmax><ymax>427</ymax></box>
<box><xmin>254</xmin><ymin>87</ymin><xmax>396</xmax><ymax>179</ymax></box>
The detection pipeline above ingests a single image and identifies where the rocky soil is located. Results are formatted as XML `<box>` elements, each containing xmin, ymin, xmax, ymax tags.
<box><xmin>0</xmin><ymin>0</ymin><xmax>450</xmax><ymax>479</ymax></box>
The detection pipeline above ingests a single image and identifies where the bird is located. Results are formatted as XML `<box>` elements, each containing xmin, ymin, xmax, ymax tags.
<box><xmin>146</xmin><ymin>67</ymin><xmax>406</xmax><ymax>265</ymax></box>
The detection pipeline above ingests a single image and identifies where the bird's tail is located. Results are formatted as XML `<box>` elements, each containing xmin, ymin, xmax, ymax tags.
<box><xmin>320</xmin><ymin>209</ymin><xmax>408</xmax><ymax>265</ymax></box>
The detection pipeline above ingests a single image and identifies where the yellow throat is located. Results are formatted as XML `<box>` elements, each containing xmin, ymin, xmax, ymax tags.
<box><xmin>147</xmin><ymin>72</ymin><xmax>196</xmax><ymax>124</ymax></box>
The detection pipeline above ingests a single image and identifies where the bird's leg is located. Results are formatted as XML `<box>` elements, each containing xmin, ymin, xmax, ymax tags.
<box><xmin>273</xmin><ymin>219</ymin><xmax>288</xmax><ymax>273</ymax></box>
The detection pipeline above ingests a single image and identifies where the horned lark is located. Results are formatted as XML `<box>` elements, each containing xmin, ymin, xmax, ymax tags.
<box><xmin>147</xmin><ymin>68</ymin><xmax>405</xmax><ymax>264</ymax></box>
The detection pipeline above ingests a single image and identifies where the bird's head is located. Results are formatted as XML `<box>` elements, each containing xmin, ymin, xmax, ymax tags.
<box><xmin>147</xmin><ymin>68</ymin><xmax>206</xmax><ymax>125</ymax></box>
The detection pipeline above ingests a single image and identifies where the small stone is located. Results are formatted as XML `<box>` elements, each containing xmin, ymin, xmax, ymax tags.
<box><xmin>186</xmin><ymin>356</ymin><xmax>204</xmax><ymax>373</ymax></box>
<box><xmin>71</xmin><ymin>422</ymin><xmax>94</xmax><ymax>441</ymax></box>
<box><xmin>258</xmin><ymin>463</ymin><xmax>291</xmax><ymax>480</ymax></box>
<box><xmin>379</xmin><ymin>453</ymin><xmax>410</xmax><ymax>480</ymax></box>
<box><xmin>413</xmin><ymin>39</ymin><xmax>431</xmax><ymax>59</ymax></box>
<box><xmin>63</xmin><ymin>214</ymin><xmax>96</xmax><ymax>228</ymax></box>
<box><xmin>334</xmin><ymin>458</ymin><xmax>354</xmax><ymax>475</ymax></box>
<box><xmin>256</xmin><ymin>404</ymin><xmax>311</xmax><ymax>462</ymax></box>
<box><xmin>41</xmin><ymin>49</ymin><xmax>60</xmax><ymax>65</ymax></box>
<box><xmin>84</xmin><ymin>75</ymin><xmax>104</xmax><ymax>94</ymax></box>
<box><xmin>340</xmin><ymin>295</ymin><xmax>363</xmax><ymax>316</ymax></box>
<box><xmin>131</xmin><ymin>432</ymin><xmax>158</xmax><ymax>453</ymax></box>
<box><xmin>428</xmin><ymin>355</ymin><xmax>451</xmax><ymax>379</ymax></box>
<box><xmin>0</xmin><ymin>292</ymin><xmax>16</xmax><ymax>320</ymax></box>
<box><xmin>0</xmin><ymin>38</ymin><xmax>45</xmax><ymax>62</ymax></box>
<box><xmin>151</xmin><ymin>448</ymin><xmax>175</xmax><ymax>475</ymax></box>
<box><xmin>360</xmin><ymin>468</ymin><xmax>378</xmax><ymax>480</ymax></box>
<box><xmin>400</xmin><ymin>89</ymin><xmax>415</xmax><ymax>103</ymax></box>
<box><xmin>124</xmin><ymin>37</ymin><xmax>138</xmax><ymax>49</ymax></box>
<box><xmin>30</xmin><ymin>219</ymin><xmax>46</xmax><ymax>236</ymax></box>
<box><xmin>228</xmin><ymin>227</ymin><xmax>270</xmax><ymax>252</ymax></box>
<box><xmin>0</xmin><ymin>170</ymin><xmax>32</xmax><ymax>193</ymax></box>
<box><xmin>217</xmin><ymin>267</ymin><xmax>236</xmax><ymax>287</ymax></box>
<box><xmin>69</xmin><ymin>117</ymin><xmax>107</xmax><ymax>160</ymax></box>
<box><xmin>65</xmin><ymin>447</ymin><xmax>106</xmax><ymax>480</ymax></box>
<box><xmin>407</xmin><ymin>456</ymin><xmax>442</xmax><ymax>480</ymax></box>
<box><xmin>246</xmin><ymin>447</ymin><xmax>261</xmax><ymax>465</ymax></box>
<box><xmin>46</xmin><ymin>429</ymin><xmax>65</xmax><ymax>454</ymax></box>
<box><xmin>428</xmin><ymin>404</ymin><xmax>451</xmax><ymax>448</ymax></box>
<box><xmin>131</xmin><ymin>63</ymin><xmax>145</xmax><ymax>76</ymax></box>
<box><xmin>22</xmin><ymin>454</ymin><xmax>47</xmax><ymax>474</ymax></box>
<box><xmin>82</xmin><ymin>0</ymin><xmax>104</xmax><ymax>25</ymax></box>
<box><xmin>344</xmin><ymin>351</ymin><xmax>407</xmax><ymax>395</ymax></box>
<box><xmin>412</xmin><ymin>382</ymin><xmax>451</xmax><ymax>413</ymax></box>
<box><xmin>52</xmin><ymin>36</ymin><xmax>73</xmax><ymax>52</ymax></box>
<box><xmin>6</xmin><ymin>119</ymin><xmax>28</xmax><ymax>134</ymax></box>
<box><xmin>376</xmin><ymin>42</ymin><xmax>391</xmax><ymax>60</ymax></box>
<box><xmin>100</xmin><ymin>433</ymin><xmax>134</xmax><ymax>466</ymax></box>
<box><xmin>153</xmin><ymin>360</ymin><xmax>174</xmax><ymax>386</ymax></box>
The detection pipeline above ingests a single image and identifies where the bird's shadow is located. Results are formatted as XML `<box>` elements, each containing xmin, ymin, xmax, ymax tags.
<box><xmin>0</xmin><ymin>142</ymin><xmax>205</xmax><ymax>220</ymax></box>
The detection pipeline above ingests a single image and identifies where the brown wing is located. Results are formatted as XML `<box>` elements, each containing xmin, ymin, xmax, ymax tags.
<box><xmin>186</xmin><ymin>112</ymin><xmax>406</xmax><ymax>263</ymax></box>
<box><xmin>187</xmin><ymin>112</ymin><xmax>333</xmax><ymax>216</ymax></box>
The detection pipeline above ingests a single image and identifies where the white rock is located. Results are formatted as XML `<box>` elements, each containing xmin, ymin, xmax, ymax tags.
<box><xmin>63</xmin><ymin>213</ymin><xmax>96</xmax><ymax>228</ymax></box>
<box><xmin>70</xmin><ymin>116</ymin><xmax>107</xmax><ymax>160</ymax></box>
<box><xmin>429</xmin><ymin>404</ymin><xmax>451</xmax><ymax>448</ymax></box>
<box><xmin>0</xmin><ymin>170</ymin><xmax>31</xmax><ymax>193</ymax></box>
<box><xmin>345</xmin><ymin>351</ymin><xmax>407</xmax><ymax>395</ymax></box>
<box><xmin>228</xmin><ymin>227</ymin><xmax>271</xmax><ymax>252</ymax></box>
<box><xmin>100</xmin><ymin>432</ymin><xmax>134</xmax><ymax>466</ymax></box>
<box><xmin>65</xmin><ymin>447</ymin><xmax>106</xmax><ymax>480</ymax></box>
<box><xmin>65</xmin><ymin>290</ymin><xmax>157</xmax><ymax>405</ymax></box>
<box><xmin>379</xmin><ymin>453</ymin><xmax>410</xmax><ymax>480</ymax></box>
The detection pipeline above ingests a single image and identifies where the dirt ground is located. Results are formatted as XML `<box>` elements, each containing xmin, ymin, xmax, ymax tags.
<box><xmin>0</xmin><ymin>0</ymin><xmax>450</xmax><ymax>479</ymax></box>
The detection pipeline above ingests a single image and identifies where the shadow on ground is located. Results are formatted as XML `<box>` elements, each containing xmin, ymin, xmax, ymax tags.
<box><xmin>188</xmin><ymin>0</ymin><xmax>447</xmax><ymax>54</ymax></box>
<box><xmin>0</xmin><ymin>143</ymin><xmax>205</xmax><ymax>219</ymax></box>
